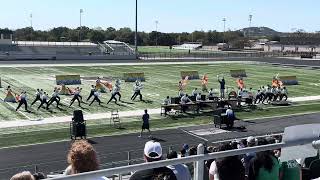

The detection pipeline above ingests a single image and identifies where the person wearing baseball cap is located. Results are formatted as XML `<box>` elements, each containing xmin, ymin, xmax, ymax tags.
<box><xmin>130</xmin><ymin>141</ymin><xmax>177</xmax><ymax>180</ymax></box>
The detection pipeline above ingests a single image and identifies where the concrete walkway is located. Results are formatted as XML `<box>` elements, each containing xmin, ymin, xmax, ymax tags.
<box><xmin>1</xmin><ymin>95</ymin><xmax>320</xmax><ymax>129</ymax></box>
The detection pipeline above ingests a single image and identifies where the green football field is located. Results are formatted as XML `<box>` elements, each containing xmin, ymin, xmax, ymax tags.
<box><xmin>0</xmin><ymin>62</ymin><xmax>319</xmax><ymax>121</ymax></box>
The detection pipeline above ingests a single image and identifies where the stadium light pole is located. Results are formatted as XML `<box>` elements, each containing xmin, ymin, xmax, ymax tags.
<box><xmin>135</xmin><ymin>0</ymin><xmax>138</xmax><ymax>59</ymax></box>
<box><xmin>222</xmin><ymin>18</ymin><xmax>226</xmax><ymax>44</ymax></box>
<box><xmin>248</xmin><ymin>14</ymin><xmax>253</xmax><ymax>39</ymax></box>
<box><xmin>30</xmin><ymin>13</ymin><xmax>33</xmax><ymax>41</ymax></box>
<box><xmin>155</xmin><ymin>20</ymin><xmax>159</xmax><ymax>47</ymax></box>
<box><xmin>79</xmin><ymin>9</ymin><xmax>84</xmax><ymax>42</ymax></box>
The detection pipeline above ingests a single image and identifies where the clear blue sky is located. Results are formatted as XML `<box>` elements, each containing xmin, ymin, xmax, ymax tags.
<box><xmin>1</xmin><ymin>0</ymin><xmax>319</xmax><ymax>33</ymax></box>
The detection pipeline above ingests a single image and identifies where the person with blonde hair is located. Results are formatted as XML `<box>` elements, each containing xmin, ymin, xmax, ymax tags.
<box><xmin>64</xmin><ymin>140</ymin><xmax>99</xmax><ymax>175</ymax></box>
<box><xmin>10</xmin><ymin>171</ymin><xmax>35</xmax><ymax>180</ymax></box>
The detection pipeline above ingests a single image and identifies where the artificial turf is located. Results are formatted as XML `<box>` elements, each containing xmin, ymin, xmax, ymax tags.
<box><xmin>0</xmin><ymin>62</ymin><xmax>319</xmax><ymax>121</ymax></box>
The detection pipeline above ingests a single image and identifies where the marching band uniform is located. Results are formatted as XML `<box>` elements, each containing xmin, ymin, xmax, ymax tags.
<box><xmin>280</xmin><ymin>87</ymin><xmax>288</xmax><ymax>101</ymax></box>
<box><xmin>131</xmin><ymin>81</ymin><xmax>143</xmax><ymax>101</ymax></box>
<box><xmin>69</xmin><ymin>88</ymin><xmax>82</xmax><ymax>107</ymax></box>
<box><xmin>89</xmin><ymin>91</ymin><xmax>101</xmax><ymax>106</ymax></box>
<box><xmin>47</xmin><ymin>89</ymin><xmax>60</xmax><ymax>108</ymax></box>
<box><xmin>178</xmin><ymin>90</ymin><xmax>185</xmax><ymax>98</ymax></box>
<box><xmin>191</xmin><ymin>88</ymin><xmax>199</xmax><ymax>97</ymax></box>
<box><xmin>86</xmin><ymin>85</ymin><xmax>96</xmax><ymax>101</ymax></box>
<box><xmin>16</xmin><ymin>92</ymin><xmax>28</xmax><ymax>111</ymax></box>
<box><xmin>163</xmin><ymin>96</ymin><xmax>171</xmax><ymax>115</ymax></box>
<box><xmin>31</xmin><ymin>89</ymin><xmax>43</xmax><ymax>106</ymax></box>
<box><xmin>107</xmin><ymin>86</ymin><xmax>119</xmax><ymax>104</ymax></box>
<box><xmin>180</xmin><ymin>94</ymin><xmax>192</xmax><ymax>113</ymax></box>
<box><xmin>208</xmin><ymin>88</ymin><xmax>214</xmax><ymax>97</ymax></box>
<box><xmin>38</xmin><ymin>92</ymin><xmax>48</xmax><ymax>110</ymax></box>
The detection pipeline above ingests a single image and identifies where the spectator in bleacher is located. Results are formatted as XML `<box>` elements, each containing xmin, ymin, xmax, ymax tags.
<box><xmin>167</xmin><ymin>151</ymin><xmax>191</xmax><ymax>180</ymax></box>
<box><xmin>248</xmin><ymin>138</ymin><xmax>280</xmax><ymax>180</ymax></box>
<box><xmin>130</xmin><ymin>140</ymin><xmax>177</xmax><ymax>180</ymax></box>
<box><xmin>209</xmin><ymin>143</ymin><xmax>245</xmax><ymax>180</ymax></box>
<box><xmin>10</xmin><ymin>171</ymin><xmax>35</xmax><ymax>180</ymax></box>
<box><xmin>243</xmin><ymin>136</ymin><xmax>257</xmax><ymax>177</ymax></box>
<box><xmin>64</xmin><ymin>140</ymin><xmax>99</xmax><ymax>175</ymax></box>
<box><xmin>273</xmin><ymin>149</ymin><xmax>302</xmax><ymax>180</ymax></box>
<box><xmin>225</xmin><ymin>107</ymin><xmax>235</xmax><ymax>129</ymax></box>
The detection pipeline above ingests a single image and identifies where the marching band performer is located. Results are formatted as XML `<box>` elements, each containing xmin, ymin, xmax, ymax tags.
<box><xmin>131</xmin><ymin>80</ymin><xmax>143</xmax><ymax>101</ymax></box>
<box><xmin>38</xmin><ymin>92</ymin><xmax>48</xmax><ymax>110</ymax></box>
<box><xmin>178</xmin><ymin>89</ymin><xmax>185</xmax><ymax>98</ymax></box>
<box><xmin>31</xmin><ymin>89</ymin><xmax>43</xmax><ymax>106</ymax></box>
<box><xmin>16</xmin><ymin>91</ymin><xmax>28</xmax><ymax>111</ymax></box>
<box><xmin>69</xmin><ymin>87</ymin><xmax>82</xmax><ymax>107</ymax></box>
<box><xmin>47</xmin><ymin>88</ymin><xmax>61</xmax><ymax>109</ymax></box>
<box><xmin>89</xmin><ymin>90</ymin><xmax>101</xmax><ymax>106</ymax></box>
<box><xmin>86</xmin><ymin>85</ymin><xmax>96</xmax><ymax>101</ymax></box>
<box><xmin>201</xmin><ymin>74</ymin><xmax>209</xmax><ymax>92</ymax></box>
<box><xmin>217</xmin><ymin>75</ymin><xmax>226</xmax><ymax>98</ymax></box>
<box><xmin>191</xmin><ymin>88</ymin><xmax>199</xmax><ymax>97</ymax></box>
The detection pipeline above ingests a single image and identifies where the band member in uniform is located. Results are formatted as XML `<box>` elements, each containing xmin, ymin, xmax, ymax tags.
<box><xmin>107</xmin><ymin>86</ymin><xmax>119</xmax><ymax>104</ymax></box>
<box><xmin>280</xmin><ymin>87</ymin><xmax>288</xmax><ymax>101</ymax></box>
<box><xmin>217</xmin><ymin>75</ymin><xmax>226</xmax><ymax>98</ymax></box>
<box><xmin>16</xmin><ymin>91</ymin><xmax>28</xmax><ymax>111</ymax></box>
<box><xmin>86</xmin><ymin>85</ymin><xmax>96</xmax><ymax>101</ymax></box>
<box><xmin>196</xmin><ymin>92</ymin><xmax>203</xmax><ymax>113</ymax></box>
<box><xmin>69</xmin><ymin>87</ymin><xmax>82</xmax><ymax>107</ymax></box>
<box><xmin>131</xmin><ymin>80</ymin><xmax>143</xmax><ymax>101</ymax></box>
<box><xmin>178</xmin><ymin>81</ymin><xmax>183</xmax><ymax>91</ymax></box>
<box><xmin>254</xmin><ymin>89</ymin><xmax>263</xmax><ymax>104</ymax></box>
<box><xmin>31</xmin><ymin>89</ymin><xmax>43</xmax><ymax>106</ymax></box>
<box><xmin>4</xmin><ymin>86</ymin><xmax>17</xmax><ymax>103</ymax></box>
<box><xmin>89</xmin><ymin>90</ymin><xmax>101</xmax><ymax>106</ymax></box>
<box><xmin>114</xmin><ymin>79</ymin><xmax>122</xmax><ymax>101</ymax></box>
<box><xmin>208</xmin><ymin>88</ymin><xmax>214</xmax><ymax>98</ymax></box>
<box><xmin>201</xmin><ymin>74</ymin><xmax>209</xmax><ymax>92</ymax></box>
<box><xmin>47</xmin><ymin>88</ymin><xmax>61</xmax><ymax>109</ymax></box>
<box><xmin>163</xmin><ymin>96</ymin><xmax>171</xmax><ymax>116</ymax></box>
<box><xmin>180</xmin><ymin>94</ymin><xmax>192</xmax><ymax>113</ymax></box>
<box><xmin>263</xmin><ymin>86</ymin><xmax>274</xmax><ymax>103</ymax></box>
<box><xmin>178</xmin><ymin>89</ymin><xmax>185</xmax><ymax>98</ymax></box>
<box><xmin>191</xmin><ymin>88</ymin><xmax>199</xmax><ymax>97</ymax></box>
<box><xmin>38</xmin><ymin>92</ymin><xmax>49</xmax><ymax>110</ymax></box>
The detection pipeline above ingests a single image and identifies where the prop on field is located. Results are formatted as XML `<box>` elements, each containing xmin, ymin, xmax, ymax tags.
<box><xmin>279</xmin><ymin>76</ymin><xmax>298</xmax><ymax>85</ymax></box>
<box><xmin>180</xmin><ymin>71</ymin><xmax>200</xmax><ymax>80</ymax></box>
<box><xmin>56</xmin><ymin>75</ymin><xmax>81</xmax><ymax>85</ymax></box>
<box><xmin>201</xmin><ymin>74</ymin><xmax>209</xmax><ymax>92</ymax></box>
<box><xmin>230</xmin><ymin>69</ymin><xmax>247</xmax><ymax>78</ymax></box>
<box><xmin>59</xmin><ymin>84</ymin><xmax>77</xmax><ymax>95</ymax></box>
<box><xmin>178</xmin><ymin>76</ymin><xmax>189</xmax><ymax>90</ymax></box>
<box><xmin>96</xmin><ymin>77</ymin><xmax>113</xmax><ymax>93</ymax></box>
<box><xmin>4</xmin><ymin>86</ymin><xmax>17</xmax><ymax>103</ymax></box>
<box><xmin>236</xmin><ymin>77</ymin><xmax>245</xmax><ymax>89</ymax></box>
<box><xmin>123</xmin><ymin>73</ymin><xmax>145</xmax><ymax>82</ymax></box>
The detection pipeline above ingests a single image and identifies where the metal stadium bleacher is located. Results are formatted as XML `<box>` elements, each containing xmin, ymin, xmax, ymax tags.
<box><xmin>0</xmin><ymin>41</ymin><xmax>136</xmax><ymax>60</ymax></box>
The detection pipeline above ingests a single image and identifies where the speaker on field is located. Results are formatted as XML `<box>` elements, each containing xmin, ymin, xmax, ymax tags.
<box><xmin>70</xmin><ymin>110</ymin><xmax>86</xmax><ymax>140</ymax></box>
<box><xmin>73</xmin><ymin>110</ymin><xmax>84</xmax><ymax>123</ymax></box>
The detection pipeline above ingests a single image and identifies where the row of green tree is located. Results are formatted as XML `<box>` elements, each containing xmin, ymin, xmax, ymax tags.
<box><xmin>0</xmin><ymin>27</ymin><xmax>249</xmax><ymax>47</ymax></box>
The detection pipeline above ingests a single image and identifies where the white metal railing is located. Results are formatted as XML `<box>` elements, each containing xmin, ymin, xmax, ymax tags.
<box><xmin>47</xmin><ymin>137</ymin><xmax>320</xmax><ymax>180</ymax></box>
<box><xmin>14</xmin><ymin>41</ymin><xmax>97</xmax><ymax>47</ymax></box>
